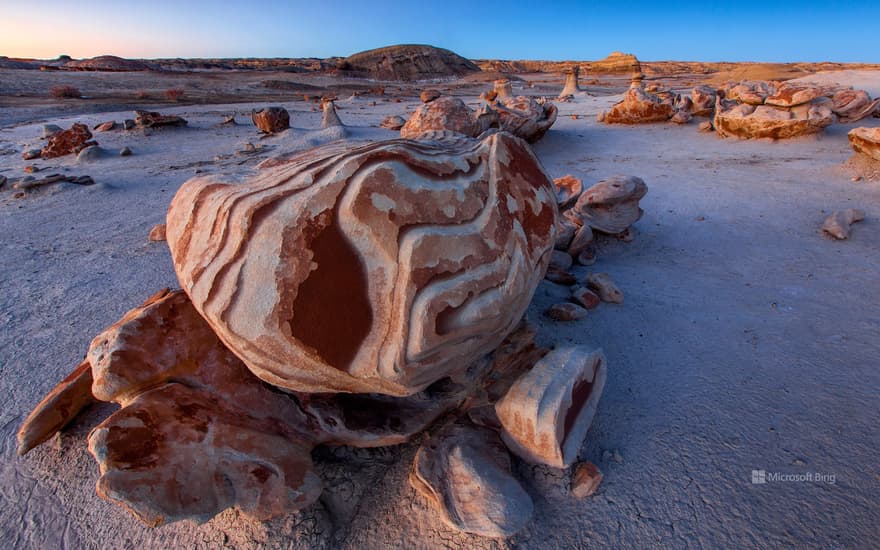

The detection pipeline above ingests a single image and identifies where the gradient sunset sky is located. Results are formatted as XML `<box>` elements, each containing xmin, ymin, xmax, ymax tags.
<box><xmin>1</xmin><ymin>0</ymin><xmax>875</xmax><ymax>62</ymax></box>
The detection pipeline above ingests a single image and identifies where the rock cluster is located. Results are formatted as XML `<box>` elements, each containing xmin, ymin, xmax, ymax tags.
<box><xmin>166</xmin><ymin>131</ymin><xmax>557</xmax><ymax>396</ymax></box>
<box><xmin>401</xmin><ymin>93</ymin><xmax>557</xmax><ymax>143</ymax></box>
<box><xmin>602</xmin><ymin>81</ymin><xmax>675</xmax><ymax>124</ymax></box>
<box><xmin>40</xmin><ymin>123</ymin><xmax>95</xmax><ymax>158</ymax></box>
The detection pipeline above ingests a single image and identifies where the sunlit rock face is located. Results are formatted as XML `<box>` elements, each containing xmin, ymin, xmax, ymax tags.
<box><xmin>849</xmin><ymin>127</ymin><xmax>880</xmax><ymax>160</ymax></box>
<box><xmin>166</xmin><ymin>132</ymin><xmax>558</xmax><ymax>396</ymax></box>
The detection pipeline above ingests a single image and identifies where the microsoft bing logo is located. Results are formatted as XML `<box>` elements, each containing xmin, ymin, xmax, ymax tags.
<box><xmin>751</xmin><ymin>470</ymin><xmax>766</xmax><ymax>484</ymax></box>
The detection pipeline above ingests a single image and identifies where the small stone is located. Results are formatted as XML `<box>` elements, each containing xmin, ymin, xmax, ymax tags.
<box><xmin>149</xmin><ymin>223</ymin><xmax>167</xmax><ymax>242</ymax></box>
<box><xmin>545</xmin><ymin>302</ymin><xmax>588</xmax><ymax>321</ymax></box>
<box><xmin>24</xmin><ymin>165</ymin><xmax>39</xmax><ymax>174</ymax></box>
<box><xmin>420</xmin><ymin>89</ymin><xmax>441</xmax><ymax>103</ymax></box>
<box><xmin>549</xmin><ymin>250</ymin><xmax>573</xmax><ymax>272</ymax></box>
<box><xmin>251</xmin><ymin>107</ymin><xmax>289</xmax><ymax>133</ymax></box>
<box><xmin>243</xmin><ymin>142</ymin><xmax>256</xmax><ymax>153</ymax></box>
<box><xmin>119</xmin><ymin>146</ymin><xmax>132</xmax><ymax>157</ymax></box>
<box><xmin>123</xmin><ymin>119</ymin><xmax>136</xmax><ymax>130</ymax></box>
<box><xmin>570</xmin><ymin>114</ymin><xmax>578</xmax><ymax>120</ymax></box>
<box><xmin>544</xmin><ymin>267</ymin><xmax>578</xmax><ymax>286</ymax></box>
<box><xmin>571</xmin><ymin>286</ymin><xmax>600</xmax><ymax>310</ymax></box>
<box><xmin>698</xmin><ymin>120</ymin><xmax>714</xmax><ymax>132</ymax></box>
<box><xmin>76</xmin><ymin>145</ymin><xmax>105</xmax><ymax>162</ymax></box>
<box><xmin>596</xmin><ymin>111</ymin><xmax>606</xmax><ymax>123</ymax></box>
<box><xmin>22</xmin><ymin>149</ymin><xmax>41</xmax><ymax>160</ymax></box>
<box><xmin>571</xmin><ymin>461</ymin><xmax>603</xmax><ymax>498</ymax></box>
<box><xmin>380</xmin><ymin>115</ymin><xmax>407</xmax><ymax>131</ymax></box>
<box><xmin>94</xmin><ymin>121</ymin><xmax>116</xmax><ymax>132</ymax></box>
<box><xmin>567</xmin><ymin>224</ymin><xmax>594</xmax><ymax>259</ymax></box>
<box><xmin>41</xmin><ymin>124</ymin><xmax>63</xmax><ymax>138</ymax></box>
<box><xmin>69</xmin><ymin>175</ymin><xmax>95</xmax><ymax>185</ymax></box>
<box><xmin>852</xmin><ymin>176</ymin><xmax>862</xmax><ymax>182</ymax></box>
<box><xmin>821</xmin><ymin>209</ymin><xmax>865</xmax><ymax>240</ymax></box>
<box><xmin>587</xmin><ymin>272</ymin><xmax>623</xmax><ymax>303</ymax></box>
<box><xmin>0</xmin><ymin>175</ymin><xmax>7</xmax><ymax>189</ymax></box>
<box><xmin>695</xmin><ymin>215</ymin><xmax>706</xmax><ymax>221</ymax></box>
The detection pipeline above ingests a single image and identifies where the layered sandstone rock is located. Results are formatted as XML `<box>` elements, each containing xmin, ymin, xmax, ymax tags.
<box><xmin>251</xmin><ymin>107</ymin><xmax>289</xmax><ymax>133</ymax></box>
<box><xmin>587</xmin><ymin>51</ymin><xmax>641</xmax><ymax>74</ymax></box>
<box><xmin>337</xmin><ymin>44</ymin><xmax>479</xmax><ymax>81</ymax></box>
<box><xmin>832</xmin><ymin>90</ymin><xmax>880</xmax><ymax>123</ymax></box>
<box><xmin>848</xmin><ymin>127</ymin><xmax>880</xmax><ymax>160</ymax></box>
<box><xmin>725</xmin><ymin>81</ymin><xmax>774</xmax><ymax>105</ymax></box>
<box><xmin>553</xmin><ymin>175</ymin><xmax>583</xmax><ymax>210</ymax></box>
<box><xmin>166</xmin><ymin>132</ymin><xmax>557</xmax><ymax>396</ymax></box>
<box><xmin>321</xmin><ymin>99</ymin><xmax>343</xmax><ymax>128</ymax></box>
<box><xmin>714</xmin><ymin>97</ymin><xmax>833</xmax><ymax>139</ymax></box>
<box><xmin>40</xmin><ymin>123</ymin><xmax>95</xmax><ymax>159</ymax></box>
<box><xmin>411</xmin><ymin>420</ymin><xmax>534</xmax><ymax>537</ymax></box>
<box><xmin>400</xmin><ymin>96</ymin><xmax>490</xmax><ymax>139</ymax></box>
<box><xmin>494</xmin><ymin>79</ymin><xmax>513</xmax><ymax>101</ymax></box>
<box><xmin>494</xmin><ymin>96</ymin><xmax>558</xmax><ymax>142</ymax></box>
<box><xmin>764</xmin><ymin>84</ymin><xmax>823</xmax><ymax>107</ymax></box>
<box><xmin>603</xmin><ymin>85</ymin><xmax>674</xmax><ymax>124</ymax></box>
<box><xmin>134</xmin><ymin>110</ymin><xmax>188</xmax><ymax>128</ymax></box>
<box><xmin>495</xmin><ymin>346</ymin><xmax>606</xmax><ymax>468</ymax></box>
<box><xmin>691</xmin><ymin>85</ymin><xmax>717</xmax><ymax>117</ymax></box>
<box><xmin>559</xmin><ymin>66</ymin><xmax>581</xmax><ymax>98</ymax></box>
<box><xmin>565</xmin><ymin>175</ymin><xmax>647</xmax><ymax>235</ymax></box>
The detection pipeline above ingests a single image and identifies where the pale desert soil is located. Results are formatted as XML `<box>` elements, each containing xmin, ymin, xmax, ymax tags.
<box><xmin>1</xmin><ymin>70</ymin><xmax>878</xmax><ymax>549</ymax></box>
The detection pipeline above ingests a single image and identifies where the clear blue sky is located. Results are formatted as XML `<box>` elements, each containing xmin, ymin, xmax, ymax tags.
<box><xmin>1</xmin><ymin>0</ymin><xmax>876</xmax><ymax>62</ymax></box>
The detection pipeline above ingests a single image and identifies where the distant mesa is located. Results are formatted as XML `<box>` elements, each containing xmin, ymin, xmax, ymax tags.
<box><xmin>337</xmin><ymin>44</ymin><xmax>480</xmax><ymax>81</ymax></box>
<box><xmin>586</xmin><ymin>51</ymin><xmax>641</xmax><ymax>74</ymax></box>
<box><xmin>63</xmin><ymin>55</ymin><xmax>149</xmax><ymax>72</ymax></box>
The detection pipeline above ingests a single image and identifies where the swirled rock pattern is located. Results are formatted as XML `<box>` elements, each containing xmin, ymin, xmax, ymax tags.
<box><xmin>714</xmin><ymin>98</ymin><xmax>833</xmax><ymax>139</ymax></box>
<box><xmin>832</xmin><ymin>90</ymin><xmax>880</xmax><ymax>123</ymax></box>
<box><xmin>494</xmin><ymin>96</ymin><xmax>558</xmax><ymax>143</ymax></box>
<box><xmin>166</xmin><ymin>132</ymin><xmax>557</xmax><ymax>396</ymax></box>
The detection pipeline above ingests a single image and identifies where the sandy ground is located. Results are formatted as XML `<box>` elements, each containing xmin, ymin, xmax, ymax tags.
<box><xmin>1</xmin><ymin>70</ymin><xmax>879</xmax><ymax>549</ymax></box>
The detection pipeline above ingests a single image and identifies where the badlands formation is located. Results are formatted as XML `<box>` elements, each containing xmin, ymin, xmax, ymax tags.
<box><xmin>2</xmin><ymin>45</ymin><xmax>880</xmax><ymax>549</ymax></box>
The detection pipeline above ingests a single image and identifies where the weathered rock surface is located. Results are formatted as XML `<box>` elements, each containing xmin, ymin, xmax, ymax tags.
<box><xmin>553</xmin><ymin>175</ymin><xmax>583</xmax><ymax>210</ymax></box>
<box><xmin>494</xmin><ymin>96</ymin><xmax>558</xmax><ymax>143</ymax></box>
<box><xmin>764</xmin><ymin>84</ymin><xmax>823</xmax><ymax>107</ymax></box>
<box><xmin>725</xmin><ymin>81</ymin><xmax>773</xmax><ymax>105</ymax></box>
<box><xmin>495</xmin><ymin>346</ymin><xmax>607</xmax><ymax>468</ymax></box>
<box><xmin>587</xmin><ymin>272</ymin><xmax>623</xmax><ymax>303</ymax></box>
<box><xmin>821</xmin><ymin>209</ymin><xmax>865</xmax><ymax>240</ymax></box>
<box><xmin>604</xmin><ymin>85</ymin><xmax>674</xmax><ymax>124</ymax></box>
<box><xmin>570</xmin><ymin>286</ymin><xmax>600</xmax><ymax>310</ymax></box>
<box><xmin>410</xmin><ymin>420</ymin><xmax>534</xmax><ymax>537</ymax></box>
<box><xmin>76</xmin><ymin>144</ymin><xmax>105</xmax><ymax>162</ymax></box>
<box><xmin>64</xmin><ymin>55</ymin><xmax>148</xmax><ymax>71</ymax></box>
<box><xmin>848</xmin><ymin>127</ymin><xmax>880</xmax><ymax>160</ymax></box>
<box><xmin>494</xmin><ymin>79</ymin><xmax>513</xmax><ymax>101</ymax></box>
<box><xmin>17</xmin><ymin>360</ymin><xmax>96</xmax><ymax>455</ymax></box>
<box><xmin>251</xmin><ymin>107</ymin><xmax>289</xmax><ymax>133</ymax></box>
<box><xmin>400</xmin><ymin>96</ymin><xmax>488</xmax><ymax>139</ymax></box>
<box><xmin>691</xmin><ymin>85</ymin><xmax>717</xmax><ymax>117</ymax></box>
<box><xmin>567</xmin><ymin>175</ymin><xmax>647</xmax><ymax>235</ymax></box>
<box><xmin>571</xmin><ymin>461</ymin><xmax>603</xmax><ymax>498</ymax></box>
<box><xmin>420</xmin><ymin>89</ymin><xmax>441</xmax><ymax>103</ymax></box>
<box><xmin>380</xmin><ymin>115</ymin><xmax>407</xmax><ymax>130</ymax></box>
<box><xmin>148</xmin><ymin>223</ymin><xmax>166</xmax><ymax>241</ymax></box>
<box><xmin>338</xmin><ymin>44</ymin><xmax>479</xmax><ymax>81</ymax></box>
<box><xmin>41</xmin><ymin>124</ymin><xmax>63</xmax><ymax>138</ymax></box>
<box><xmin>321</xmin><ymin>99</ymin><xmax>343</xmax><ymax>128</ymax></box>
<box><xmin>714</xmin><ymin>98</ymin><xmax>833</xmax><ymax>140</ymax></box>
<box><xmin>134</xmin><ymin>110</ymin><xmax>188</xmax><ymax>128</ymax></box>
<box><xmin>94</xmin><ymin>121</ymin><xmax>117</xmax><ymax>132</ymax></box>
<box><xmin>831</xmin><ymin>89</ymin><xmax>880</xmax><ymax>123</ymax></box>
<box><xmin>40</xmin><ymin>123</ymin><xmax>95</xmax><ymax>159</ymax></box>
<box><xmin>559</xmin><ymin>66</ymin><xmax>581</xmax><ymax>98</ymax></box>
<box><xmin>166</xmin><ymin>132</ymin><xmax>557</xmax><ymax>396</ymax></box>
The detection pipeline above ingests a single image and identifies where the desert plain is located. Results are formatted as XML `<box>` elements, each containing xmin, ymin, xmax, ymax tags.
<box><xmin>1</xmin><ymin>49</ymin><xmax>879</xmax><ymax>549</ymax></box>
